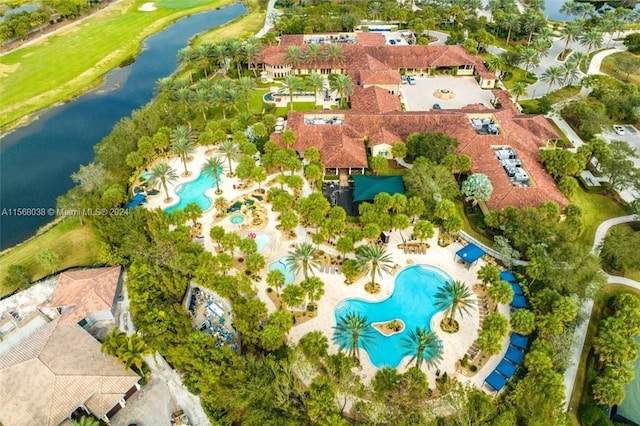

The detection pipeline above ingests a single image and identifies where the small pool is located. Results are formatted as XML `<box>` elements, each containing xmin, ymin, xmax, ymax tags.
<box><xmin>334</xmin><ymin>265</ymin><xmax>451</xmax><ymax>368</ymax></box>
<box><xmin>263</xmin><ymin>92</ymin><xmax>282</xmax><ymax>103</ymax></box>
<box><xmin>268</xmin><ymin>258</ymin><xmax>295</xmax><ymax>285</ymax></box>
<box><xmin>255</xmin><ymin>234</ymin><xmax>270</xmax><ymax>252</ymax></box>
<box><xmin>230</xmin><ymin>215</ymin><xmax>245</xmax><ymax>225</ymax></box>
<box><xmin>164</xmin><ymin>172</ymin><xmax>218</xmax><ymax>213</ymax></box>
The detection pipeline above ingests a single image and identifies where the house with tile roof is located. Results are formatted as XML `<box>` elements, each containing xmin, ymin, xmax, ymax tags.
<box><xmin>50</xmin><ymin>266</ymin><xmax>123</xmax><ymax>327</ymax></box>
<box><xmin>0</xmin><ymin>316</ymin><xmax>139</xmax><ymax>426</ymax></box>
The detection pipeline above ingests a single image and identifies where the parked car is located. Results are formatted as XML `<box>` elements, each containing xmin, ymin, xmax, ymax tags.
<box><xmin>389</xmin><ymin>39</ymin><xmax>396</xmax><ymax>45</ymax></box>
<box><xmin>407</xmin><ymin>76</ymin><xmax>416</xmax><ymax>85</ymax></box>
<box><xmin>613</xmin><ymin>125</ymin><xmax>625</xmax><ymax>136</ymax></box>
<box><xmin>401</xmin><ymin>76</ymin><xmax>408</xmax><ymax>84</ymax></box>
<box><xmin>433</xmin><ymin>103</ymin><xmax>441</xmax><ymax>110</ymax></box>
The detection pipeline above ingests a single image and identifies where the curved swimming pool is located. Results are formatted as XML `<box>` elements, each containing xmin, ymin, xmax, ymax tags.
<box><xmin>334</xmin><ymin>265</ymin><xmax>450</xmax><ymax>368</ymax></box>
<box><xmin>164</xmin><ymin>172</ymin><xmax>217</xmax><ymax>213</ymax></box>
<box><xmin>268</xmin><ymin>258</ymin><xmax>295</xmax><ymax>285</ymax></box>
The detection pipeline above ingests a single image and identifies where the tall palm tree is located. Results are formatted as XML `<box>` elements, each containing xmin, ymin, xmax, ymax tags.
<box><xmin>119</xmin><ymin>333</ymin><xmax>151</xmax><ymax>375</ymax></box>
<box><xmin>284</xmin><ymin>46</ymin><xmax>303</xmax><ymax>68</ymax></box>
<box><xmin>355</xmin><ymin>245</ymin><xmax>393</xmax><ymax>287</ymax></box>
<box><xmin>242</xmin><ymin>38</ymin><xmax>262</xmax><ymax>77</ymax></box>
<box><xmin>170</xmin><ymin>127</ymin><xmax>196</xmax><ymax>176</ymax></box>
<box><xmin>329</xmin><ymin>73</ymin><xmax>354</xmax><ymax>108</ymax></box>
<box><xmin>211</xmin><ymin>42</ymin><xmax>229</xmax><ymax>74</ymax></box>
<box><xmin>399</xmin><ymin>327</ymin><xmax>443</xmax><ymax>369</ymax></box>
<box><xmin>561</xmin><ymin>60</ymin><xmax>581</xmax><ymax>87</ymax></box>
<box><xmin>283</xmin><ymin>75</ymin><xmax>302</xmax><ymax>111</ymax></box>
<box><xmin>559</xmin><ymin>0</ymin><xmax>576</xmax><ymax>22</ymax></box>
<box><xmin>73</xmin><ymin>416</ymin><xmax>101</xmax><ymax>426</ymax></box>
<box><xmin>519</xmin><ymin>46</ymin><xmax>541</xmax><ymax>74</ymax></box>
<box><xmin>324</xmin><ymin>44</ymin><xmax>345</xmax><ymax>66</ymax></box>
<box><xmin>434</xmin><ymin>280</ymin><xmax>476</xmax><ymax>323</ymax></box>
<box><xmin>218</xmin><ymin>139</ymin><xmax>241</xmax><ymax>175</ymax></box>
<box><xmin>101</xmin><ymin>328</ymin><xmax>126</xmax><ymax>358</ymax></box>
<box><xmin>285</xmin><ymin>242</ymin><xmax>320</xmax><ymax>279</ymax></box>
<box><xmin>201</xmin><ymin>157</ymin><xmax>226</xmax><ymax>194</ymax></box>
<box><xmin>306</xmin><ymin>72</ymin><xmax>325</xmax><ymax>105</ymax></box>
<box><xmin>237</xmin><ymin>76</ymin><xmax>256</xmax><ymax>111</ymax></box>
<box><xmin>580</xmin><ymin>27</ymin><xmax>603</xmax><ymax>56</ymax></box>
<box><xmin>501</xmin><ymin>13</ymin><xmax>520</xmax><ymax>45</ymax></box>
<box><xmin>540</xmin><ymin>66</ymin><xmax>565</xmax><ymax>94</ymax></box>
<box><xmin>511</xmin><ymin>81</ymin><xmax>528</xmax><ymax>103</ymax></box>
<box><xmin>569</xmin><ymin>51</ymin><xmax>589</xmax><ymax>71</ymax></box>
<box><xmin>148</xmin><ymin>163</ymin><xmax>179</xmax><ymax>202</ymax></box>
<box><xmin>304</xmin><ymin>43</ymin><xmax>323</xmax><ymax>66</ymax></box>
<box><xmin>561</xmin><ymin>20</ymin><xmax>582</xmax><ymax>54</ymax></box>
<box><xmin>194</xmin><ymin>43</ymin><xmax>214</xmax><ymax>77</ymax></box>
<box><xmin>226</xmin><ymin>39</ymin><xmax>244</xmax><ymax>77</ymax></box>
<box><xmin>486</xmin><ymin>55</ymin><xmax>506</xmax><ymax>80</ymax></box>
<box><xmin>192</xmin><ymin>87</ymin><xmax>211</xmax><ymax>121</ymax></box>
<box><xmin>333</xmin><ymin>312</ymin><xmax>376</xmax><ymax>361</ymax></box>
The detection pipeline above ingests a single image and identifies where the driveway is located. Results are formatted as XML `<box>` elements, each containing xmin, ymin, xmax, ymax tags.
<box><xmin>400</xmin><ymin>76</ymin><xmax>495</xmax><ymax>111</ymax></box>
<box><xmin>110</xmin><ymin>377</ymin><xmax>177</xmax><ymax>426</ymax></box>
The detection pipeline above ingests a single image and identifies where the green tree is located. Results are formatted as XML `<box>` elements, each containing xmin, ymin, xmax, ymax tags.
<box><xmin>299</xmin><ymin>330</ymin><xmax>329</xmax><ymax>360</ymax></box>
<box><xmin>461</xmin><ymin>173</ymin><xmax>493</xmax><ymax>205</ymax></box>
<box><xmin>283</xmin><ymin>75</ymin><xmax>302</xmax><ymax>111</ymax></box>
<box><xmin>356</xmin><ymin>245</ymin><xmax>394</xmax><ymax>288</ymax></box>
<box><xmin>600</xmin><ymin>140</ymin><xmax>640</xmax><ymax>192</ymax></box>
<box><xmin>73</xmin><ymin>416</ymin><xmax>101</xmax><ymax>426</ymax></box>
<box><xmin>540</xmin><ymin>65</ymin><xmax>565</xmax><ymax>94</ymax></box>
<box><xmin>511</xmin><ymin>309</ymin><xmax>536</xmax><ymax>335</ymax></box>
<box><xmin>341</xmin><ymin>259</ymin><xmax>361</xmax><ymax>284</ymax></box>
<box><xmin>404</xmin><ymin>158</ymin><xmax>460</xmax><ymax>208</ymax></box>
<box><xmin>306</xmin><ymin>72</ymin><xmax>325</xmax><ymax>105</ymax></box>
<box><xmin>36</xmin><ymin>248</ymin><xmax>61</xmax><ymax>274</ymax></box>
<box><xmin>281</xmin><ymin>284</ymin><xmax>305</xmax><ymax>308</ymax></box>
<box><xmin>488</xmin><ymin>280</ymin><xmax>514</xmax><ymax>305</ymax></box>
<box><xmin>267</xmin><ymin>269</ymin><xmax>286</xmax><ymax>296</ymax></box>
<box><xmin>119</xmin><ymin>333</ymin><xmax>152</xmax><ymax>374</ymax></box>
<box><xmin>434</xmin><ymin>280</ymin><xmax>476</xmax><ymax>323</ymax></box>
<box><xmin>413</xmin><ymin>220</ymin><xmax>434</xmax><ymax>242</ymax></box>
<box><xmin>477</xmin><ymin>264</ymin><xmax>500</xmax><ymax>286</ymax></box>
<box><xmin>391</xmin><ymin>142</ymin><xmax>407</xmax><ymax>160</ymax></box>
<box><xmin>3</xmin><ymin>264</ymin><xmax>31</xmax><ymax>290</ymax></box>
<box><xmin>399</xmin><ymin>327</ymin><xmax>443</xmax><ymax>369</ymax></box>
<box><xmin>218</xmin><ymin>139</ymin><xmax>242</xmax><ymax>175</ymax></box>
<box><xmin>406</xmin><ymin>132</ymin><xmax>458</xmax><ymax>163</ymax></box>
<box><xmin>285</xmin><ymin>242</ymin><xmax>320</xmax><ymax>279</ymax></box>
<box><xmin>148</xmin><ymin>163</ymin><xmax>179</xmax><ymax>202</ymax></box>
<box><xmin>329</xmin><ymin>73</ymin><xmax>354</xmax><ymax>108</ymax></box>
<box><xmin>477</xmin><ymin>313</ymin><xmax>509</xmax><ymax>355</ymax></box>
<box><xmin>333</xmin><ymin>312</ymin><xmax>376</xmax><ymax>361</ymax></box>
<box><xmin>201</xmin><ymin>157</ymin><xmax>225</xmax><ymax>195</ymax></box>
<box><xmin>369</xmin><ymin>155</ymin><xmax>389</xmax><ymax>176</ymax></box>
<box><xmin>336</xmin><ymin>236</ymin><xmax>354</xmax><ymax>258</ymax></box>
<box><xmin>300</xmin><ymin>276</ymin><xmax>325</xmax><ymax>307</ymax></box>
<box><xmin>511</xmin><ymin>81</ymin><xmax>528</xmax><ymax>104</ymax></box>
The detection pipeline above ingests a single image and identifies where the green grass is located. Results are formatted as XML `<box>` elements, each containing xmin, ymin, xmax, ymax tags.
<box><xmin>158</xmin><ymin>0</ymin><xmax>213</xmax><ymax>9</ymax></box>
<box><xmin>0</xmin><ymin>0</ymin><xmax>238</xmax><ymax>130</ymax></box>
<box><xmin>248</xmin><ymin>88</ymin><xmax>269</xmax><ymax>114</ymax></box>
<box><xmin>569</xmin><ymin>188</ymin><xmax>627</xmax><ymax>249</ymax></box>
<box><xmin>501</xmin><ymin>66</ymin><xmax>537</xmax><ymax>90</ymax></box>
<box><xmin>196</xmin><ymin>3</ymin><xmax>265</xmax><ymax>44</ymax></box>
<box><xmin>601</xmin><ymin>52</ymin><xmax>640</xmax><ymax>89</ymax></box>
<box><xmin>455</xmin><ymin>200</ymin><xmax>494</xmax><ymax>247</ymax></box>
<box><xmin>276</xmin><ymin>102</ymin><xmax>318</xmax><ymax>115</ymax></box>
<box><xmin>0</xmin><ymin>219</ymin><xmax>100</xmax><ymax>296</ymax></box>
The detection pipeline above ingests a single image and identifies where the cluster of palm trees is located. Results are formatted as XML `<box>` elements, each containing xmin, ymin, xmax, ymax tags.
<box><xmin>283</xmin><ymin>43</ymin><xmax>345</xmax><ymax>68</ymax></box>
<box><xmin>178</xmin><ymin>37</ymin><xmax>263</xmax><ymax>79</ymax></box>
<box><xmin>101</xmin><ymin>328</ymin><xmax>151</xmax><ymax>375</ymax></box>
<box><xmin>279</xmin><ymin>71</ymin><xmax>354</xmax><ymax>110</ymax></box>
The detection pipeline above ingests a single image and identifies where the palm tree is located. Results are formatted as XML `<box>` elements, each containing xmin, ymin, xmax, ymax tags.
<box><xmin>304</xmin><ymin>43</ymin><xmax>323</xmax><ymax>66</ymax></box>
<box><xmin>519</xmin><ymin>46</ymin><xmax>541</xmax><ymax>74</ymax></box>
<box><xmin>434</xmin><ymin>280</ymin><xmax>476</xmax><ymax>323</ymax></box>
<box><xmin>101</xmin><ymin>328</ymin><xmax>126</xmax><ymax>358</ymax></box>
<box><xmin>569</xmin><ymin>51</ymin><xmax>589</xmax><ymax>71</ymax></box>
<box><xmin>501</xmin><ymin>13</ymin><xmax>520</xmax><ymax>45</ymax></box>
<box><xmin>559</xmin><ymin>0</ymin><xmax>576</xmax><ymax>22</ymax></box>
<box><xmin>329</xmin><ymin>73</ymin><xmax>354</xmax><ymax>108</ymax></box>
<box><xmin>511</xmin><ymin>81</ymin><xmax>528</xmax><ymax>103</ymax></box>
<box><xmin>170</xmin><ymin>127</ymin><xmax>196</xmax><ymax>177</ymax></box>
<box><xmin>561</xmin><ymin>20</ymin><xmax>582</xmax><ymax>54</ymax></box>
<box><xmin>194</xmin><ymin>43</ymin><xmax>213</xmax><ymax>77</ymax></box>
<box><xmin>284</xmin><ymin>45</ymin><xmax>303</xmax><ymax>68</ymax></box>
<box><xmin>237</xmin><ymin>76</ymin><xmax>256</xmax><ymax>111</ymax></box>
<box><xmin>324</xmin><ymin>44</ymin><xmax>345</xmax><ymax>66</ymax></box>
<box><xmin>333</xmin><ymin>312</ymin><xmax>376</xmax><ymax>361</ymax></box>
<box><xmin>561</xmin><ymin>60</ymin><xmax>581</xmax><ymax>87</ymax></box>
<box><xmin>119</xmin><ymin>333</ymin><xmax>151</xmax><ymax>375</ymax></box>
<box><xmin>285</xmin><ymin>242</ymin><xmax>320</xmax><ymax>279</ymax></box>
<box><xmin>218</xmin><ymin>139</ymin><xmax>241</xmax><ymax>175</ymax></box>
<box><xmin>580</xmin><ymin>27</ymin><xmax>603</xmax><ymax>56</ymax></box>
<box><xmin>73</xmin><ymin>416</ymin><xmax>101</xmax><ymax>426</ymax></box>
<box><xmin>540</xmin><ymin>66</ymin><xmax>565</xmax><ymax>94</ymax></box>
<box><xmin>356</xmin><ymin>245</ymin><xmax>393</xmax><ymax>288</ymax></box>
<box><xmin>283</xmin><ymin>75</ymin><xmax>302</xmax><ymax>111</ymax></box>
<box><xmin>242</xmin><ymin>38</ymin><xmax>262</xmax><ymax>77</ymax></box>
<box><xmin>399</xmin><ymin>327</ymin><xmax>443</xmax><ymax>369</ymax></box>
<box><xmin>148</xmin><ymin>163</ymin><xmax>179</xmax><ymax>202</ymax></box>
<box><xmin>211</xmin><ymin>42</ymin><xmax>229</xmax><ymax>74</ymax></box>
<box><xmin>226</xmin><ymin>39</ymin><xmax>244</xmax><ymax>77</ymax></box>
<box><xmin>486</xmin><ymin>55</ymin><xmax>506</xmax><ymax>80</ymax></box>
<box><xmin>306</xmin><ymin>72</ymin><xmax>325</xmax><ymax>105</ymax></box>
<box><xmin>201</xmin><ymin>157</ymin><xmax>226</xmax><ymax>194</ymax></box>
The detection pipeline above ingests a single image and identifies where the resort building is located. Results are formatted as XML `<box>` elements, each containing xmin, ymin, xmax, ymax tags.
<box><xmin>0</xmin><ymin>316</ymin><xmax>139</xmax><ymax>425</ymax></box>
<box><xmin>49</xmin><ymin>266</ymin><xmax>123</xmax><ymax>327</ymax></box>
<box><xmin>265</xmin><ymin>34</ymin><xmax>567</xmax><ymax>211</ymax></box>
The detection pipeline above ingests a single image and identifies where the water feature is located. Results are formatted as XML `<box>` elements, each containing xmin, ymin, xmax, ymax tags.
<box><xmin>255</xmin><ymin>234</ymin><xmax>270</xmax><ymax>252</ymax></box>
<box><xmin>229</xmin><ymin>214</ymin><xmax>245</xmax><ymax>225</ymax></box>
<box><xmin>268</xmin><ymin>258</ymin><xmax>295</xmax><ymax>285</ymax></box>
<box><xmin>0</xmin><ymin>3</ymin><xmax>247</xmax><ymax>250</ymax></box>
<box><xmin>333</xmin><ymin>265</ymin><xmax>450</xmax><ymax>368</ymax></box>
<box><xmin>164</xmin><ymin>172</ymin><xmax>218</xmax><ymax>213</ymax></box>
<box><xmin>614</xmin><ymin>336</ymin><xmax>640</xmax><ymax>424</ymax></box>
<box><xmin>543</xmin><ymin>0</ymin><xmax>639</xmax><ymax>22</ymax></box>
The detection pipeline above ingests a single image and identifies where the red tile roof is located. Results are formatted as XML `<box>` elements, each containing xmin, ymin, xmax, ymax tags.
<box><xmin>350</xmin><ymin>86</ymin><xmax>401</xmax><ymax>113</ymax></box>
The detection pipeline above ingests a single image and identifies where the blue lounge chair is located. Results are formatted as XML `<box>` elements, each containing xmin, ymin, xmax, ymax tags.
<box><xmin>485</xmin><ymin>370</ymin><xmax>508</xmax><ymax>392</ymax></box>
<box><xmin>500</xmin><ymin>270</ymin><xmax>518</xmax><ymax>283</ymax></box>
<box><xmin>512</xmin><ymin>295</ymin><xmax>529</xmax><ymax>309</ymax></box>
<box><xmin>505</xmin><ymin>346</ymin><xmax>524</xmax><ymax>364</ymax></box>
<box><xmin>510</xmin><ymin>333</ymin><xmax>529</xmax><ymax>350</ymax></box>
<box><xmin>496</xmin><ymin>359</ymin><xmax>518</xmax><ymax>379</ymax></box>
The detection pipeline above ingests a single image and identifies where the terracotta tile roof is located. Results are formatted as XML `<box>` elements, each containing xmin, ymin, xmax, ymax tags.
<box><xmin>50</xmin><ymin>266</ymin><xmax>121</xmax><ymax>324</ymax></box>
<box><xmin>351</xmin><ymin>86</ymin><xmax>401</xmax><ymax>113</ymax></box>
<box><xmin>279</xmin><ymin>34</ymin><xmax>305</xmax><ymax>46</ymax></box>
<box><xmin>0</xmin><ymin>318</ymin><xmax>138</xmax><ymax>426</ymax></box>
<box><xmin>356</xmin><ymin>32</ymin><xmax>387</xmax><ymax>45</ymax></box>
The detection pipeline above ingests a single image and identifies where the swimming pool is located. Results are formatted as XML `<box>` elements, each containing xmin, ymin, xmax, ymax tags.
<box><xmin>164</xmin><ymin>172</ymin><xmax>218</xmax><ymax>213</ymax></box>
<box><xmin>255</xmin><ymin>234</ymin><xmax>270</xmax><ymax>252</ymax></box>
<box><xmin>230</xmin><ymin>214</ymin><xmax>245</xmax><ymax>225</ymax></box>
<box><xmin>334</xmin><ymin>265</ymin><xmax>450</xmax><ymax>368</ymax></box>
<box><xmin>615</xmin><ymin>336</ymin><xmax>640</xmax><ymax>424</ymax></box>
<box><xmin>268</xmin><ymin>258</ymin><xmax>295</xmax><ymax>285</ymax></box>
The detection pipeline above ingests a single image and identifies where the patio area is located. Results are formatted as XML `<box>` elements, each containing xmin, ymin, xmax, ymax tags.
<box><xmin>400</xmin><ymin>75</ymin><xmax>496</xmax><ymax>111</ymax></box>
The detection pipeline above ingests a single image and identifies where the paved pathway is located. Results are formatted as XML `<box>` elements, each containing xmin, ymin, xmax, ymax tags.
<box><xmin>255</xmin><ymin>0</ymin><xmax>277</xmax><ymax>39</ymax></box>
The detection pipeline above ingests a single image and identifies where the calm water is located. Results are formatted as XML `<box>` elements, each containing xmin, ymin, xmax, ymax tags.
<box><xmin>164</xmin><ymin>172</ymin><xmax>218</xmax><ymax>213</ymax></box>
<box><xmin>334</xmin><ymin>265</ymin><xmax>449</xmax><ymax>368</ymax></box>
<box><xmin>616</xmin><ymin>336</ymin><xmax>640</xmax><ymax>424</ymax></box>
<box><xmin>268</xmin><ymin>258</ymin><xmax>295</xmax><ymax>286</ymax></box>
<box><xmin>544</xmin><ymin>0</ymin><xmax>639</xmax><ymax>21</ymax></box>
<box><xmin>0</xmin><ymin>3</ymin><xmax>246</xmax><ymax>250</ymax></box>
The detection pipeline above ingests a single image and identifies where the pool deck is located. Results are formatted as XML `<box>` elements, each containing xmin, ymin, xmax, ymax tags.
<box><xmin>143</xmin><ymin>146</ymin><xmax>516</xmax><ymax>392</ymax></box>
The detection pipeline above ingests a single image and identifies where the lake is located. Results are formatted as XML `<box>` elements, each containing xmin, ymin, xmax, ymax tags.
<box><xmin>0</xmin><ymin>2</ymin><xmax>247</xmax><ymax>250</ymax></box>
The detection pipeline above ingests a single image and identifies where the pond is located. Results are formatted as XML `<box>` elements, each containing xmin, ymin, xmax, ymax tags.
<box><xmin>0</xmin><ymin>3</ymin><xmax>247</xmax><ymax>249</ymax></box>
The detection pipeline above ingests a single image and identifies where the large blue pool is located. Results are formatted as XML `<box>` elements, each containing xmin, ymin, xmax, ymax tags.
<box><xmin>334</xmin><ymin>265</ymin><xmax>450</xmax><ymax>368</ymax></box>
<box><xmin>268</xmin><ymin>258</ymin><xmax>295</xmax><ymax>285</ymax></box>
<box><xmin>165</xmin><ymin>173</ymin><xmax>218</xmax><ymax>213</ymax></box>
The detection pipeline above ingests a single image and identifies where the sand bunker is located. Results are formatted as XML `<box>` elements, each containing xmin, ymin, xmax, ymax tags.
<box><xmin>138</xmin><ymin>2</ymin><xmax>157</xmax><ymax>11</ymax></box>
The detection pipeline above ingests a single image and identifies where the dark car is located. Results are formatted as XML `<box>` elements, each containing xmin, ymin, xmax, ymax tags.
<box><xmin>433</xmin><ymin>104</ymin><xmax>441</xmax><ymax>110</ymax></box>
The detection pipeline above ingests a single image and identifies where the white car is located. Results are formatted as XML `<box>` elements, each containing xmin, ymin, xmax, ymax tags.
<box><xmin>613</xmin><ymin>125</ymin><xmax>625</xmax><ymax>136</ymax></box>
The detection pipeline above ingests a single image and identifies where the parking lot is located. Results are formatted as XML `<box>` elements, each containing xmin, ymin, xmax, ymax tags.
<box><xmin>600</xmin><ymin>124</ymin><xmax>640</xmax><ymax>168</ymax></box>
<box><xmin>400</xmin><ymin>75</ymin><xmax>496</xmax><ymax>112</ymax></box>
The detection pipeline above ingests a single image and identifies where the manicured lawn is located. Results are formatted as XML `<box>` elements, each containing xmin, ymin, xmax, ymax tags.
<box><xmin>248</xmin><ymin>88</ymin><xmax>269</xmax><ymax>115</ymax></box>
<box><xmin>0</xmin><ymin>0</ymin><xmax>237</xmax><ymax>130</ymax></box>
<box><xmin>276</xmin><ymin>102</ymin><xmax>318</xmax><ymax>115</ymax></box>
<box><xmin>0</xmin><ymin>219</ymin><xmax>99</xmax><ymax>296</ymax></box>
<box><xmin>501</xmin><ymin>66</ymin><xmax>537</xmax><ymax>90</ymax></box>
<box><xmin>455</xmin><ymin>200</ymin><xmax>494</xmax><ymax>247</ymax></box>
<box><xmin>158</xmin><ymin>0</ymin><xmax>213</xmax><ymax>9</ymax></box>
<box><xmin>569</xmin><ymin>188</ymin><xmax>626</xmax><ymax>249</ymax></box>
<box><xmin>601</xmin><ymin>52</ymin><xmax>640</xmax><ymax>88</ymax></box>
<box><xmin>196</xmin><ymin>3</ymin><xmax>265</xmax><ymax>44</ymax></box>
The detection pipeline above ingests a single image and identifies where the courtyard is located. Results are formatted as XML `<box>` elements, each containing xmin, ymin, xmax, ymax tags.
<box><xmin>400</xmin><ymin>75</ymin><xmax>497</xmax><ymax>112</ymax></box>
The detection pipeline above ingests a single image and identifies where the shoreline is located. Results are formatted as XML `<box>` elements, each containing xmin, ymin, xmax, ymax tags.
<box><xmin>0</xmin><ymin>0</ymin><xmax>245</xmax><ymax>134</ymax></box>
